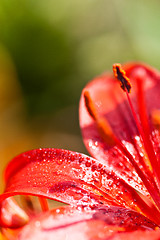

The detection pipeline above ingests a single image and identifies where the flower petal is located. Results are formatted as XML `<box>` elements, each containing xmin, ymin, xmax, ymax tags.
<box><xmin>0</xmin><ymin>198</ymin><xmax>29</xmax><ymax>228</ymax></box>
<box><xmin>0</xmin><ymin>148</ymin><xmax>159</xmax><ymax>228</ymax></box>
<box><xmin>111</xmin><ymin>229</ymin><xmax>160</xmax><ymax>240</ymax></box>
<box><xmin>13</xmin><ymin>206</ymin><xmax>158</xmax><ymax>240</ymax></box>
<box><xmin>79</xmin><ymin>62</ymin><xmax>160</xmax><ymax>196</ymax></box>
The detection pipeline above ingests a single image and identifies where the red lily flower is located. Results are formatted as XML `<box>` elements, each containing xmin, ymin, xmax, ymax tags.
<box><xmin>1</xmin><ymin>62</ymin><xmax>160</xmax><ymax>239</ymax></box>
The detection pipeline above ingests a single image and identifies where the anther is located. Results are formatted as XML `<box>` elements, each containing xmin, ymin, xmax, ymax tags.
<box><xmin>151</xmin><ymin>109</ymin><xmax>160</xmax><ymax>131</ymax></box>
<box><xmin>113</xmin><ymin>63</ymin><xmax>131</xmax><ymax>93</ymax></box>
<box><xmin>84</xmin><ymin>90</ymin><xmax>115</xmax><ymax>146</ymax></box>
<box><xmin>84</xmin><ymin>82</ymin><xmax>160</xmax><ymax>213</ymax></box>
<box><xmin>113</xmin><ymin>63</ymin><xmax>160</xmax><ymax>210</ymax></box>
<box><xmin>84</xmin><ymin>90</ymin><xmax>97</xmax><ymax>121</ymax></box>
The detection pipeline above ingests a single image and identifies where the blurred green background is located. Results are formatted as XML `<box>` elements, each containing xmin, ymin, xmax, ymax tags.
<box><xmin>0</xmin><ymin>0</ymin><xmax>160</xmax><ymax>191</ymax></box>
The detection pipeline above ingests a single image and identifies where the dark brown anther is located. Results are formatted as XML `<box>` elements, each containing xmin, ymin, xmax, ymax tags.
<box><xmin>113</xmin><ymin>63</ymin><xmax>131</xmax><ymax>93</ymax></box>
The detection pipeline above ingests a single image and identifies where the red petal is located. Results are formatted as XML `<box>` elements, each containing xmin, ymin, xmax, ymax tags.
<box><xmin>111</xmin><ymin>229</ymin><xmax>160</xmax><ymax>240</ymax></box>
<box><xmin>0</xmin><ymin>148</ymin><xmax>159</xmax><ymax>228</ymax></box>
<box><xmin>13</xmin><ymin>206</ymin><xmax>158</xmax><ymax>240</ymax></box>
<box><xmin>79</xmin><ymin>62</ymin><xmax>160</xmax><ymax>196</ymax></box>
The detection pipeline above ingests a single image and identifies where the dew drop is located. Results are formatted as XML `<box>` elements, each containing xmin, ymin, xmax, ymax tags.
<box><xmin>85</xmin><ymin>161</ymin><xmax>91</xmax><ymax>167</ymax></box>
<box><xmin>57</xmin><ymin>159</ymin><xmax>63</xmax><ymax>165</ymax></box>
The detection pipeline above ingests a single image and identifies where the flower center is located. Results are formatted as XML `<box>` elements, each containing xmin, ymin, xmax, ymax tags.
<box><xmin>84</xmin><ymin>63</ymin><xmax>160</xmax><ymax>214</ymax></box>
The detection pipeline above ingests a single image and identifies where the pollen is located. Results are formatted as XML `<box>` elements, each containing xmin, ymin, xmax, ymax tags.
<box><xmin>113</xmin><ymin>63</ymin><xmax>131</xmax><ymax>93</ymax></box>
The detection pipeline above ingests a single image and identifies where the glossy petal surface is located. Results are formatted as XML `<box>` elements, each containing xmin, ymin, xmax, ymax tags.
<box><xmin>0</xmin><ymin>148</ymin><xmax>158</xmax><ymax>228</ymax></box>
<box><xmin>1</xmin><ymin>62</ymin><xmax>160</xmax><ymax>238</ymax></box>
<box><xmin>79</xmin><ymin>62</ymin><xmax>160</xmax><ymax>195</ymax></box>
<box><xmin>16</xmin><ymin>206</ymin><xmax>157</xmax><ymax>240</ymax></box>
<box><xmin>111</xmin><ymin>229</ymin><xmax>160</xmax><ymax>240</ymax></box>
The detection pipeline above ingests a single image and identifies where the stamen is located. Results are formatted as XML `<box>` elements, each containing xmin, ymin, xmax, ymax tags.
<box><xmin>84</xmin><ymin>90</ymin><xmax>115</xmax><ymax>146</ymax></box>
<box><xmin>136</xmin><ymin>74</ymin><xmax>160</xmax><ymax>189</ymax></box>
<box><xmin>113</xmin><ymin>64</ymin><xmax>159</xmax><ymax>174</ymax></box>
<box><xmin>151</xmin><ymin>109</ymin><xmax>160</xmax><ymax>131</ymax></box>
<box><xmin>113</xmin><ymin>64</ymin><xmax>149</xmax><ymax>152</ymax></box>
<box><xmin>84</xmin><ymin>90</ymin><xmax>97</xmax><ymax>121</ymax></box>
<box><xmin>84</xmin><ymin>89</ymin><xmax>160</xmax><ymax>211</ymax></box>
<box><xmin>113</xmin><ymin>64</ymin><xmax>160</xmax><ymax>210</ymax></box>
<box><xmin>38</xmin><ymin>197</ymin><xmax>49</xmax><ymax>212</ymax></box>
<box><xmin>113</xmin><ymin>64</ymin><xmax>131</xmax><ymax>93</ymax></box>
<box><xmin>125</xmin><ymin>90</ymin><xmax>153</xmax><ymax>172</ymax></box>
<box><xmin>96</xmin><ymin>118</ymin><xmax>116</xmax><ymax>146</ymax></box>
